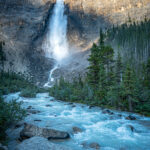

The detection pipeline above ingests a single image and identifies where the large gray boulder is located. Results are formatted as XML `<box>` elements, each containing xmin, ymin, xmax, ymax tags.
<box><xmin>20</xmin><ymin>123</ymin><xmax>70</xmax><ymax>140</ymax></box>
<box><xmin>15</xmin><ymin>136</ymin><xmax>72</xmax><ymax>150</ymax></box>
<box><xmin>0</xmin><ymin>143</ymin><xmax>8</xmax><ymax>150</ymax></box>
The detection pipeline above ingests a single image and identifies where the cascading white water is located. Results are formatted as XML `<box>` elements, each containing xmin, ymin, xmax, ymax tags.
<box><xmin>43</xmin><ymin>0</ymin><xmax>68</xmax><ymax>87</ymax></box>
<box><xmin>44</xmin><ymin>65</ymin><xmax>58</xmax><ymax>87</ymax></box>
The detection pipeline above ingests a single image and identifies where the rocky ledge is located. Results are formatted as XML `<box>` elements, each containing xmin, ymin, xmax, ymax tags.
<box><xmin>20</xmin><ymin>123</ymin><xmax>70</xmax><ymax>141</ymax></box>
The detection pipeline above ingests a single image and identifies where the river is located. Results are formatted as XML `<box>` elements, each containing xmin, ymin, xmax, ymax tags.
<box><xmin>5</xmin><ymin>92</ymin><xmax>150</xmax><ymax>150</ymax></box>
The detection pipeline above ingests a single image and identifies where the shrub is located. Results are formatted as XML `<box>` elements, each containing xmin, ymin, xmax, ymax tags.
<box><xmin>0</xmin><ymin>95</ymin><xmax>26</xmax><ymax>143</ymax></box>
<box><xmin>0</xmin><ymin>72</ymin><xmax>46</xmax><ymax>98</ymax></box>
<box><xmin>20</xmin><ymin>88</ymin><xmax>37</xmax><ymax>98</ymax></box>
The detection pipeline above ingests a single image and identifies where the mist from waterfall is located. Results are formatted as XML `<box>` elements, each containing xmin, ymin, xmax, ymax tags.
<box><xmin>43</xmin><ymin>0</ymin><xmax>68</xmax><ymax>62</ymax></box>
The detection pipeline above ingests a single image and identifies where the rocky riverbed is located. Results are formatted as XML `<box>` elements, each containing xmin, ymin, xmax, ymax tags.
<box><xmin>4</xmin><ymin>93</ymin><xmax>150</xmax><ymax>150</ymax></box>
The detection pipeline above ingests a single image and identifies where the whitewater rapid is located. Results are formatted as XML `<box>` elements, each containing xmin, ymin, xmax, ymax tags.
<box><xmin>5</xmin><ymin>93</ymin><xmax>150</xmax><ymax>150</ymax></box>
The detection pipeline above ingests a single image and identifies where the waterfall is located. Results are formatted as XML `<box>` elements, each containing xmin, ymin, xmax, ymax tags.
<box><xmin>44</xmin><ymin>65</ymin><xmax>58</xmax><ymax>88</ymax></box>
<box><xmin>43</xmin><ymin>0</ymin><xmax>68</xmax><ymax>87</ymax></box>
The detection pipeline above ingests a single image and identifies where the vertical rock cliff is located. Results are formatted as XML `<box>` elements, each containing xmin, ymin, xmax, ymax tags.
<box><xmin>0</xmin><ymin>0</ymin><xmax>55</xmax><ymax>84</ymax></box>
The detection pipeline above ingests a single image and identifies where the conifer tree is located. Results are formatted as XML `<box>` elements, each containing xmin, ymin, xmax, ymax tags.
<box><xmin>99</xmin><ymin>28</ymin><xmax>104</xmax><ymax>47</ymax></box>
<box><xmin>123</xmin><ymin>64</ymin><xmax>136</xmax><ymax>111</ymax></box>
<box><xmin>111</xmin><ymin>51</ymin><xmax>123</xmax><ymax>108</ymax></box>
<box><xmin>115</xmin><ymin>51</ymin><xmax>123</xmax><ymax>84</ymax></box>
<box><xmin>143</xmin><ymin>59</ymin><xmax>150</xmax><ymax>89</ymax></box>
<box><xmin>98</xmin><ymin>61</ymin><xmax>107</xmax><ymax>102</ymax></box>
<box><xmin>0</xmin><ymin>42</ymin><xmax>6</xmax><ymax>72</ymax></box>
<box><xmin>87</xmin><ymin>43</ymin><xmax>100</xmax><ymax>88</ymax></box>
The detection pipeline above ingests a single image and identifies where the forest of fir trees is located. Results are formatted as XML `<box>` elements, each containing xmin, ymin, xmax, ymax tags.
<box><xmin>50</xmin><ymin>21</ymin><xmax>150</xmax><ymax>116</ymax></box>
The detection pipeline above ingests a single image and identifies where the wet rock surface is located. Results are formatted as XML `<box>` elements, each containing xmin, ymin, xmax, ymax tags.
<box><xmin>126</xmin><ymin>125</ymin><xmax>136</xmax><ymax>132</ymax></box>
<box><xmin>102</xmin><ymin>109</ymin><xmax>114</xmax><ymax>115</ymax></box>
<box><xmin>27</xmin><ymin>109</ymin><xmax>41</xmax><ymax>114</ymax></box>
<box><xmin>0</xmin><ymin>0</ymin><xmax>54</xmax><ymax>84</ymax></box>
<box><xmin>89</xmin><ymin>143</ymin><xmax>100</xmax><ymax>150</ymax></box>
<box><xmin>125</xmin><ymin>115</ymin><xmax>136</xmax><ymax>120</ymax></box>
<box><xmin>0</xmin><ymin>143</ymin><xmax>8</xmax><ymax>150</ymax></box>
<box><xmin>15</xmin><ymin>136</ymin><xmax>72</xmax><ymax>150</ymax></box>
<box><xmin>81</xmin><ymin>142</ymin><xmax>100</xmax><ymax>150</ymax></box>
<box><xmin>20</xmin><ymin>123</ymin><xmax>70</xmax><ymax>140</ymax></box>
<box><xmin>72</xmin><ymin>127</ymin><xmax>82</xmax><ymax>134</ymax></box>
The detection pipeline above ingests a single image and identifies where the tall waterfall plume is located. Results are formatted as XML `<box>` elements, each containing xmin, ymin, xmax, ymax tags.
<box><xmin>43</xmin><ymin>0</ymin><xmax>68</xmax><ymax>87</ymax></box>
<box><xmin>43</xmin><ymin>0</ymin><xmax>68</xmax><ymax>62</ymax></box>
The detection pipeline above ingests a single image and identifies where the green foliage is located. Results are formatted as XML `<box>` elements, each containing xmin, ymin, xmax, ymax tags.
<box><xmin>0</xmin><ymin>72</ymin><xmax>45</xmax><ymax>97</ymax></box>
<box><xmin>87</xmin><ymin>43</ymin><xmax>100</xmax><ymax>88</ymax></box>
<box><xmin>106</xmin><ymin>19</ymin><xmax>150</xmax><ymax>66</ymax></box>
<box><xmin>0</xmin><ymin>41</ymin><xmax>6</xmax><ymax>71</ymax></box>
<box><xmin>115</xmin><ymin>51</ymin><xmax>123</xmax><ymax>84</ymax></box>
<box><xmin>49</xmin><ymin>29</ymin><xmax>150</xmax><ymax>116</ymax></box>
<box><xmin>143</xmin><ymin>58</ymin><xmax>150</xmax><ymax>89</ymax></box>
<box><xmin>20</xmin><ymin>88</ymin><xmax>37</xmax><ymax>98</ymax></box>
<box><xmin>0</xmin><ymin>71</ymin><xmax>45</xmax><ymax>142</ymax></box>
<box><xmin>0</xmin><ymin>95</ymin><xmax>26</xmax><ymax>143</ymax></box>
<box><xmin>99</xmin><ymin>28</ymin><xmax>104</xmax><ymax>46</ymax></box>
<box><xmin>49</xmin><ymin>77</ymin><xmax>94</xmax><ymax>104</ymax></box>
<box><xmin>122</xmin><ymin>64</ymin><xmax>136</xmax><ymax>111</ymax></box>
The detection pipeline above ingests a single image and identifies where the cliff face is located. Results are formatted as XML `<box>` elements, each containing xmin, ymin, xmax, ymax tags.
<box><xmin>65</xmin><ymin>0</ymin><xmax>150</xmax><ymax>50</ymax></box>
<box><xmin>0</xmin><ymin>0</ymin><xmax>55</xmax><ymax>84</ymax></box>
<box><xmin>0</xmin><ymin>0</ymin><xmax>150</xmax><ymax>83</ymax></box>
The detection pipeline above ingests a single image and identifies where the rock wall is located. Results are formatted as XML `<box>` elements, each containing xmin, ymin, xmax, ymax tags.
<box><xmin>0</xmin><ymin>0</ymin><xmax>150</xmax><ymax>83</ymax></box>
<box><xmin>65</xmin><ymin>0</ymin><xmax>150</xmax><ymax>50</ymax></box>
<box><xmin>0</xmin><ymin>0</ymin><xmax>55</xmax><ymax>84</ymax></box>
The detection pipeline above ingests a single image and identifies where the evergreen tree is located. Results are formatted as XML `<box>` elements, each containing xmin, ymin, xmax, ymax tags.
<box><xmin>113</xmin><ymin>52</ymin><xmax>124</xmax><ymax>108</ymax></box>
<box><xmin>0</xmin><ymin>41</ymin><xmax>6</xmax><ymax>71</ymax></box>
<box><xmin>97</xmin><ymin>62</ymin><xmax>107</xmax><ymax>102</ymax></box>
<box><xmin>115</xmin><ymin>51</ymin><xmax>123</xmax><ymax>84</ymax></box>
<box><xmin>123</xmin><ymin>64</ymin><xmax>136</xmax><ymax>111</ymax></box>
<box><xmin>87</xmin><ymin>43</ymin><xmax>100</xmax><ymax>88</ymax></box>
<box><xmin>143</xmin><ymin>58</ymin><xmax>150</xmax><ymax>89</ymax></box>
<box><xmin>99</xmin><ymin>28</ymin><xmax>104</xmax><ymax>46</ymax></box>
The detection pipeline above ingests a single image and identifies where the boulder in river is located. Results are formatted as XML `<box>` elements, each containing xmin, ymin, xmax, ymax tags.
<box><xmin>126</xmin><ymin>125</ymin><xmax>136</xmax><ymax>132</ymax></box>
<box><xmin>20</xmin><ymin>123</ymin><xmax>70</xmax><ymax>141</ymax></box>
<box><xmin>118</xmin><ymin>114</ymin><xmax>122</xmax><ymax>117</ymax></box>
<box><xmin>72</xmin><ymin>127</ymin><xmax>82</xmax><ymax>134</ymax></box>
<box><xmin>15</xmin><ymin>121</ymin><xmax>24</xmax><ymax>129</ymax></box>
<box><xmin>34</xmin><ymin>119</ymin><xmax>42</xmax><ymax>122</ymax></box>
<box><xmin>72</xmin><ymin>105</ymin><xmax>76</xmax><ymax>108</ymax></box>
<box><xmin>89</xmin><ymin>105</ymin><xmax>95</xmax><ymax>109</ymax></box>
<box><xmin>125</xmin><ymin>115</ymin><xmax>136</xmax><ymax>120</ymax></box>
<box><xmin>15</xmin><ymin>136</ymin><xmax>72</xmax><ymax>150</ymax></box>
<box><xmin>27</xmin><ymin>109</ymin><xmax>41</xmax><ymax>114</ymax></box>
<box><xmin>102</xmin><ymin>109</ymin><xmax>114</xmax><ymax>115</ymax></box>
<box><xmin>68</xmin><ymin>102</ymin><xmax>73</xmax><ymax>105</ymax></box>
<box><xmin>0</xmin><ymin>143</ymin><xmax>8</xmax><ymax>150</ymax></box>
<box><xmin>81</xmin><ymin>142</ymin><xmax>100</xmax><ymax>150</ymax></box>
<box><xmin>89</xmin><ymin>142</ymin><xmax>100</xmax><ymax>150</ymax></box>
<box><xmin>45</xmin><ymin>104</ymin><xmax>51</xmax><ymax>107</ymax></box>
<box><xmin>27</xmin><ymin>106</ymin><xmax>32</xmax><ymax>110</ymax></box>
